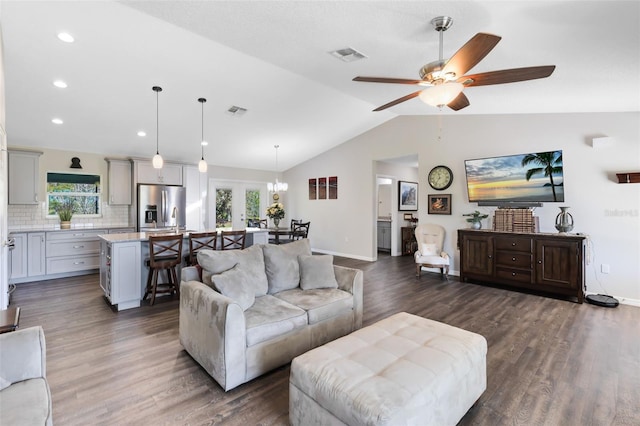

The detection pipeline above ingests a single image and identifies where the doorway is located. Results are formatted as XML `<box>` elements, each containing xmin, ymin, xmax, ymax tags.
<box><xmin>209</xmin><ymin>180</ymin><xmax>268</xmax><ymax>230</ymax></box>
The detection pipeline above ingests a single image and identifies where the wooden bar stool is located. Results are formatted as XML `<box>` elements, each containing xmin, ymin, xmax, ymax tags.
<box><xmin>143</xmin><ymin>234</ymin><xmax>183</xmax><ymax>305</ymax></box>
<box><xmin>186</xmin><ymin>231</ymin><xmax>218</xmax><ymax>266</ymax></box>
<box><xmin>220</xmin><ymin>230</ymin><xmax>246</xmax><ymax>250</ymax></box>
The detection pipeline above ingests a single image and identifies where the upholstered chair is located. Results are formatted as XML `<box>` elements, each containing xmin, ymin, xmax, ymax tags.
<box><xmin>414</xmin><ymin>223</ymin><xmax>450</xmax><ymax>279</ymax></box>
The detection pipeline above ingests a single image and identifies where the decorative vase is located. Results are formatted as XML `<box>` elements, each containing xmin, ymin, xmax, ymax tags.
<box><xmin>60</xmin><ymin>221</ymin><xmax>71</xmax><ymax>229</ymax></box>
<box><xmin>555</xmin><ymin>207</ymin><xmax>574</xmax><ymax>233</ymax></box>
<box><xmin>273</xmin><ymin>218</ymin><xmax>280</xmax><ymax>229</ymax></box>
<box><xmin>471</xmin><ymin>221</ymin><xmax>482</xmax><ymax>230</ymax></box>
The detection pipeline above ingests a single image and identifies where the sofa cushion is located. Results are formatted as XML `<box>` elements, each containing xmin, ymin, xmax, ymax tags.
<box><xmin>298</xmin><ymin>254</ymin><xmax>338</xmax><ymax>290</ymax></box>
<box><xmin>275</xmin><ymin>288</ymin><xmax>353</xmax><ymax>324</ymax></box>
<box><xmin>0</xmin><ymin>378</ymin><xmax>51</xmax><ymax>425</ymax></box>
<box><xmin>210</xmin><ymin>266</ymin><xmax>256</xmax><ymax>311</ymax></box>
<box><xmin>245</xmin><ymin>295</ymin><xmax>308</xmax><ymax>347</ymax></box>
<box><xmin>198</xmin><ymin>244</ymin><xmax>268</xmax><ymax>296</ymax></box>
<box><xmin>263</xmin><ymin>239</ymin><xmax>312</xmax><ymax>294</ymax></box>
<box><xmin>0</xmin><ymin>377</ymin><xmax>10</xmax><ymax>392</ymax></box>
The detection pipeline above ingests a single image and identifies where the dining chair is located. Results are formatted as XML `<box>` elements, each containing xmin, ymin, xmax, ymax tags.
<box><xmin>143</xmin><ymin>234</ymin><xmax>183</xmax><ymax>305</ymax></box>
<box><xmin>221</xmin><ymin>230</ymin><xmax>246</xmax><ymax>250</ymax></box>
<box><xmin>186</xmin><ymin>231</ymin><xmax>218</xmax><ymax>266</ymax></box>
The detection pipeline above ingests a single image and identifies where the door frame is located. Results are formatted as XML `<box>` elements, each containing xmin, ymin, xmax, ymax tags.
<box><xmin>208</xmin><ymin>179</ymin><xmax>268</xmax><ymax>230</ymax></box>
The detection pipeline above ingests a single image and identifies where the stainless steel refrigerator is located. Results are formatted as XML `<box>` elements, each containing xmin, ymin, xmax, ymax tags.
<box><xmin>137</xmin><ymin>184</ymin><xmax>186</xmax><ymax>231</ymax></box>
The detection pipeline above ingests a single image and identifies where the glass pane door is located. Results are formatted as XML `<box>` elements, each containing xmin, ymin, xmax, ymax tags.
<box><xmin>211</xmin><ymin>181</ymin><xmax>267</xmax><ymax>231</ymax></box>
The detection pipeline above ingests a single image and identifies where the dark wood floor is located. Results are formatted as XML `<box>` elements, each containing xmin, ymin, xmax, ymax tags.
<box><xmin>10</xmin><ymin>253</ymin><xmax>640</xmax><ymax>425</ymax></box>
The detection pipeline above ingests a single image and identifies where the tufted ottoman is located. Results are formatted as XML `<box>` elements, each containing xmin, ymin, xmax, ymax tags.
<box><xmin>289</xmin><ymin>312</ymin><xmax>487</xmax><ymax>426</ymax></box>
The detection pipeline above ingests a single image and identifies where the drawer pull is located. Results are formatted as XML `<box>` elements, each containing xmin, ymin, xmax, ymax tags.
<box><xmin>512</xmin><ymin>257</ymin><xmax>517</xmax><ymax>261</ymax></box>
<box><xmin>73</xmin><ymin>245</ymin><xmax>85</xmax><ymax>249</ymax></box>
<box><xmin>73</xmin><ymin>233</ymin><xmax>85</xmax><ymax>237</ymax></box>
<box><xmin>73</xmin><ymin>261</ymin><xmax>85</xmax><ymax>265</ymax></box>
<box><xmin>512</xmin><ymin>242</ymin><xmax>516</xmax><ymax>246</ymax></box>
<box><xmin>512</xmin><ymin>272</ymin><xmax>516</xmax><ymax>276</ymax></box>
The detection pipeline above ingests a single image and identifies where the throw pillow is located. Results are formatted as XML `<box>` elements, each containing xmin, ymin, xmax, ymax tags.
<box><xmin>211</xmin><ymin>266</ymin><xmax>256</xmax><ymax>311</ymax></box>
<box><xmin>0</xmin><ymin>376</ymin><xmax>11</xmax><ymax>391</ymax></box>
<box><xmin>262</xmin><ymin>239</ymin><xmax>312</xmax><ymax>294</ymax></box>
<box><xmin>198</xmin><ymin>244</ymin><xmax>268</xmax><ymax>296</ymax></box>
<box><xmin>298</xmin><ymin>254</ymin><xmax>338</xmax><ymax>290</ymax></box>
<box><xmin>421</xmin><ymin>243</ymin><xmax>438</xmax><ymax>256</ymax></box>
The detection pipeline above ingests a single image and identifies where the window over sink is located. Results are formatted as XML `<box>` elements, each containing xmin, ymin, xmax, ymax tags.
<box><xmin>46</xmin><ymin>172</ymin><xmax>102</xmax><ymax>217</ymax></box>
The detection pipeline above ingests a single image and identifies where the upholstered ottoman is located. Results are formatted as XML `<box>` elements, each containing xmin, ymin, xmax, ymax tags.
<box><xmin>289</xmin><ymin>312</ymin><xmax>487</xmax><ymax>426</ymax></box>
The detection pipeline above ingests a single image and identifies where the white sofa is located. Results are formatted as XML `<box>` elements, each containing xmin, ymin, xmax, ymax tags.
<box><xmin>0</xmin><ymin>326</ymin><xmax>53</xmax><ymax>425</ymax></box>
<box><xmin>179</xmin><ymin>239</ymin><xmax>364</xmax><ymax>391</ymax></box>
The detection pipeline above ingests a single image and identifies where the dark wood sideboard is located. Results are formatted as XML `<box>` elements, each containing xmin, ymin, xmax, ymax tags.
<box><xmin>458</xmin><ymin>229</ymin><xmax>587</xmax><ymax>303</ymax></box>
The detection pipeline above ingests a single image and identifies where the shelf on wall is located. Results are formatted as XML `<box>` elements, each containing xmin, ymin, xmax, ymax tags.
<box><xmin>616</xmin><ymin>172</ymin><xmax>640</xmax><ymax>184</ymax></box>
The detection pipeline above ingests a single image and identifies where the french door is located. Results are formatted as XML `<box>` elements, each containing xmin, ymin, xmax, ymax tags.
<box><xmin>209</xmin><ymin>180</ymin><xmax>267</xmax><ymax>230</ymax></box>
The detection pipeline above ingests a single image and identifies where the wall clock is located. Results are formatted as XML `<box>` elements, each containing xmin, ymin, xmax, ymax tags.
<box><xmin>428</xmin><ymin>165</ymin><xmax>453</xmax><ymax>190</ymax></box>
<box><xmin>272</xmin><ymin>193</ymin><xmax>280</xmax><ymax>201</ymax></box>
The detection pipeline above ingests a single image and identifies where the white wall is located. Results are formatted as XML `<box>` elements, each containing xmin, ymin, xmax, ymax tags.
<box><xmin>285</xmin><ymin>112</ymin><xmax>640</xmax><ymax>304</ymax></box>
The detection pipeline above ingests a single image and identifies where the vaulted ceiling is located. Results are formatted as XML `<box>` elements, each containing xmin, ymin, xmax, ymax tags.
<box><xmin>2</xmin><ymin>1</ymin><xmax>638</xmax><ymax>171</ymax></box>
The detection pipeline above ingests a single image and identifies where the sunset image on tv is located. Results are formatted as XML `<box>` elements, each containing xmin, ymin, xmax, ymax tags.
<box><xmin>465</xmin><ymin>150</ymin><xmax>564</xmax><ymax>203</ymax></box>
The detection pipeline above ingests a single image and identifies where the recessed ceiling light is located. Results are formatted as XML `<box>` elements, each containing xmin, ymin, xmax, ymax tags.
<box><xmin>53</xmin><ymin>80</ymin><xmax>67</xmax><ymax>88</ymax></box>
<box><xmin>201</xmin><ymin>141</ymin><xmax>208</xmax><ymax>146</ymax></box>
<box><xmin>57</xmin><ymin>32</ymin><xmax>75</xmax><ymax>43</ymax></box>
<box><xmin>137</xmin><ymin>131</ymin><xmax>146</xmax><ymax>137</ymax></box>
<box><xmin>51</xmin><ymin>118</ymin><xmax>63</xmax><ymax>124</ymax></box>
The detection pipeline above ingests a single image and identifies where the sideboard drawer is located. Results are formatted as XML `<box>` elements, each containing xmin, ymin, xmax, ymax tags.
<box><xmin>496</xmin><ymin>267</ymin><xmax>532</xmax><ymax>284</ymax></box>
<box><xmin>495</xmin><ymin>252</ymin><xmax>532</xmax><ymax>269</ymax></box>
<box><xmin>494</xmin><ymin>237</ymin><xmax>532</xmax><ymax>253</ymax></box>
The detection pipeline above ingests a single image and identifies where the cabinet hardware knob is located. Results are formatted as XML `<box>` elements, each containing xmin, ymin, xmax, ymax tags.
<box><xmin>538</xmin><ymin>260</ymin><xmax>542</xmax><ymax>264</ymax></box>
<box><xmin>512</xmin><ymin>257</ymin><xmax>516</xmax><ymax>261</ymax></box>
<box><xmin>512</xmin><ymin>272</ymin><xmax>516</xmax><ymax>276</ymax></box>
<box><xmin>512</xmin><ymin>242</ymin><xmax>516</xmax><ymax>246</ymax></box>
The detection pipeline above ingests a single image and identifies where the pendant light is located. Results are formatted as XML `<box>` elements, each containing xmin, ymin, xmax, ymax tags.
<box><xmin>152</xmin><ymin>86</ymin><xmax>163</xmax><ymax>169</ymax></box>
<box><xmin>197</xmin><ymin>98</ymin><xmax>208</xmax><ymax>173</ymax></box>
<box><xmin>267</xmin><ymin>145</ymin><xmax>288</xmax><ymax>192</ymax></box>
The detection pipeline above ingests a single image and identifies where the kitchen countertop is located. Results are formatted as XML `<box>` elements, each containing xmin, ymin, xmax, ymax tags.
<box><xmin>99</xmin><ymin>228</ymin><xmax>268</xmax><ymax>243</ymax></box>
<box><xmin>9</xmin><ymin>225</ymin><xmax>134</xmax><ymax>234</ymax></box>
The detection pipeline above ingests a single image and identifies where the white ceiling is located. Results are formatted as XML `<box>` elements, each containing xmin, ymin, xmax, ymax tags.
<box><xmin>2</xmin><ymin>1</ymin><xmax>638</xmax><ymax>172</ymax></box>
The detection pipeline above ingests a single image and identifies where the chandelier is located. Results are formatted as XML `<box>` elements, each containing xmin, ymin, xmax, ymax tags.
<box><xmin>267</xmin><ymin>145</ymin><xmax>288</xmax><ymax>193</ymax></box>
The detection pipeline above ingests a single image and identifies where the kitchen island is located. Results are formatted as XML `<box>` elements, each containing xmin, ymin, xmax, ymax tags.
<box><xmin>98</xmin><ymin>229</ymin><xmax>268</xmax><ymax>311</ymax></box>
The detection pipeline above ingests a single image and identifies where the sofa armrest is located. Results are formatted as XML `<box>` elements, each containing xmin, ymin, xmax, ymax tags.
<box><xmin>333</xmin><ymin>265</ymin><xmax>364</xmax><ymax>330</ymax></box>
<box><xmin>181</xmin><ymin>265</ymin><xmax>201</xmax><ymax>282</ymax></box>
<box><xmin>179</xmin><ymin>280</ymin><xmax>247</xmax><ymax>391</ymax></box>
<box><xmin>0</xmin><ymin>326</ymin><xmax>46</xmax><ymax>385</ymax></box>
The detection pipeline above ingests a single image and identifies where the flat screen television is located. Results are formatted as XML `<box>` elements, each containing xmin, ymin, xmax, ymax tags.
<box><xmin>464</xmin><ymin>150</ymin><xmax>564</xmax><ymax>207</ymax></box>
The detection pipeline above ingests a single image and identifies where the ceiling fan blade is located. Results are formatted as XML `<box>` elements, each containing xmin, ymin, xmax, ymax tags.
<box><xmin>447</xmin><ymin>92</ymin><xmax>470</xmax><ymax>111</ymax></box>
<box><xmin>459</xmin><ymin>65</ymin><xmax>556</xmax><ymax>87</ymax></box>
<box><xmin>353</xmin><ymin>76</ymin><xmax>424</xmax><ymax>85</ymax></box>
<box><xmin>442</xmin><ymin>33</ymin><xmax>502</xmax><ymax>78</ymax></box>
<box><xmin>373</xmin><ymin>90</ymin><xmax>422</xmax><ymax>111</ymax></box>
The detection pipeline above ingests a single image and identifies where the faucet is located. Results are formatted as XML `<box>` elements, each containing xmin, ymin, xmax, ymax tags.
<box><xmin>171</xmin><ymin>207</ymin><xmax>179</xmax><ymax>233</ymax></box>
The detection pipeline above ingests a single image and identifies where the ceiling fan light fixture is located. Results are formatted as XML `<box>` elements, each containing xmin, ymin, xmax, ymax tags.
<box><xmin>419</xmin><ymin>82</ymin><xmax>464</xmax><ymax>107</ymax></box>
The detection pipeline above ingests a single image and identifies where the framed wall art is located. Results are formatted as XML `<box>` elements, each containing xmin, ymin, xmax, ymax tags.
<box><xmin>398</xmin><ymin>181</ymin><xmax>418</xmax><ymax>211</ymax></box>
<box><xmin>318</xmin><ymin>177</ymin><xmax>327</xmax><ymax>199</ymax></box>
<box><xmin>428</xmin><ymin>193</ymin><xmax>452</xmax><ymax>215</ymax></box>
<box><xmin>328</xmin><ymin>176</ymin><xmax>338</xmax><ymax>199</ymax></box>
<box><xmin>308</xmin><ymin>178</ymin><xmax>317</xmax><ymax>200</ymax></box>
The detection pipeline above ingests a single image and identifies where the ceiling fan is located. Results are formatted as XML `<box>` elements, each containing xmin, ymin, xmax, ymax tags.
<box><xmin>353</xmin><ymin>16</ymin><xmax>556</xmax><ymax>112</ymax></box>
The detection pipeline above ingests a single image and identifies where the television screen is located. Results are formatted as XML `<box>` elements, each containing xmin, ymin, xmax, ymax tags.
<box><xmin>464</xmin><ymin>150</ymin><xmax>564</xmax><ymax>205</ymax></box>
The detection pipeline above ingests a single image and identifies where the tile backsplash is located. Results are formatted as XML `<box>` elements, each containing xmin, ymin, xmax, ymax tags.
<box><xmin>8</xmin><ymin>203</ymin><xmax>131</xmax><ymax>230</ymax></box>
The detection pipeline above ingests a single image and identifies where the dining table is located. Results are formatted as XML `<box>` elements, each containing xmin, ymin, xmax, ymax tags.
<box><xmin>268</xmin><ymin>227</ymin><xmax>291</xmax><ymax>245</ymax></box>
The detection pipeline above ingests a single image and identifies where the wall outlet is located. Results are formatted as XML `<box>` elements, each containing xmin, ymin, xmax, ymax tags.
<box><xmin>601</xmin><ymin>264</ymin><xmax>610</xmax><ymax>274</ymax></box>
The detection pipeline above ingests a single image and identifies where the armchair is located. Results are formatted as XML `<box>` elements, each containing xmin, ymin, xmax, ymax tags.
<box><xmin>414</xmin><ymin>223</ymin><xmax>450</xmax><ymax>279</ymax></box>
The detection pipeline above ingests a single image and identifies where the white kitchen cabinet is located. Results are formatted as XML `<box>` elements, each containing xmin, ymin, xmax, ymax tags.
<box><xmin>183</xmin><ymin>165</ymin><xmax>207</xmax><ymax>231</ymax></box>
<box><xmin>27</xmin><ymin>232</ymin><xmax>46</xmax><ymax>277</ymax></box>
<box><xmin>100</xmin><ymin>240</ymin><xmax>141</xmax><ymax>311</ymax></box>
<box><xmin>9</xmin><ymin>232</ymin><xmax>45</xmax><ymax>282</ymax></box>
<box><xmin>46</xmin><ymin>230</ymin><xmax>106</xmax><ymax>275</ymax></box>
<box><xmin>9</xmin><ymin>233</ymin><xmax>27</xmax><ymax>280</ymax></box>
<box><xmin>136</xmin><ymin>161</ymin><xmax>183</xmax><ymax>185</ymax></box>
<box><xmin>8</xmin><ymin>150</ymin><xmax>42</xmax><ymax>204</ymax></box>
<box><xmin>106</xmin><ymin>159</ymin><xmax>132</xmax><ymax>205</ymax></box>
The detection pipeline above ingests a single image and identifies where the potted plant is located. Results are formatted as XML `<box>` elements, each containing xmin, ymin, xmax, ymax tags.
<box><xmin>266</xmin><ymin>202</ymin><xmax>285</xmax><ymax>228</ymax></box>
<box><xmin>463</xmin><ymin>210</ymin><xmax>488</xmax><ymax>230</ymax></box>
<box><xmin>57</xmin><ymin>203</ymin><xmax>74</xmax><ymax>229</ymax></box>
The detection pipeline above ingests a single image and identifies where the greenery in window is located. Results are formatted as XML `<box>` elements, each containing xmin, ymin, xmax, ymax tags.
<box><xmin>245</xmin><ymin>189</ymin><xmax>260</xmax><ymax>220</ymax></box>
<box><xmin>47</xmin><ymin>173</ymin><xmax>101</xmax><ymax>216</ymax></box>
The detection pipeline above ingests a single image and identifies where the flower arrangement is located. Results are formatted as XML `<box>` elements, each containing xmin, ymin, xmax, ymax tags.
<box><xmin>266</xmin><ymin>202</ymin><xmax>285</xmax><ymax>220</ymax></box>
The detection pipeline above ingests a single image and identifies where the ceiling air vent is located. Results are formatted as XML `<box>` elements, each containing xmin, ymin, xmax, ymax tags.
<box><xmin>329</xmin><ymin>47</ymin><xmax>367</xmax><ymax>63</ymax></box>
<box><xmin>226</xmin><ymin>106</ymin><xmax>247</xmax><ymax>116</ymax></box>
